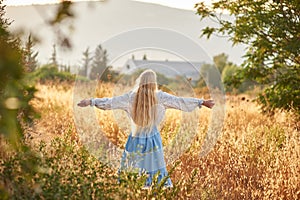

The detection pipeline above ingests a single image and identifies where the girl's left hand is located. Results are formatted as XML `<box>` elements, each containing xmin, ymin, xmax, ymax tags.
<box><xmin>203</xmin><ymin>100</ymin><xmax>215</xmax><ymax>109</ymax></box>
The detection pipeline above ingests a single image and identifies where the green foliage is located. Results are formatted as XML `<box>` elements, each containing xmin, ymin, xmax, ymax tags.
<box><xmin>196</xmin><ymin>0</ymin><xmax>300</xmax><ymax>116</ymax></box>
<box><xmin>222</xmin><ymin>64</ymin><xmax>257</xmax><ymax>93</ymax></box>
<box><xmin>0</xmin><ymin>2</ymin><xmax>39</xmax><ymax>198</ymax></box>
<box><xmin>0</xmin><ymin>0</ymin><xmax>37</xmax><ymax>146</ymax></box>
<box><xmin>258</xmin><ymin>70</ymin><xmax>300</xmax><ymax>114</ymax></box>
<box><xmin>213</xmin><ymin>53</ymin><xmax>228</xmax><ymax>73</ymax></box>
<box><xmin>28</xmin><ymin>65</ymin><xmax>76</xmax><ymax>83</ymax></box>
<box><xmin>156</xmin><ymin>72</ymin><xmax>173</xmax><ymax>86</ymax></box>
<box><xmin>222</xmin><ymin>64</ymin><xmax>238</xmax><ymax>92</ymax></box>
<box><xmin>196</xmin><ymin>53</ymin><xmax>256</xmax><ymax>92</ymax></box>
<box><xmin>196</xmin><ymin>63</ymin><xmax>222</xmax><ymax>89</ymax></box>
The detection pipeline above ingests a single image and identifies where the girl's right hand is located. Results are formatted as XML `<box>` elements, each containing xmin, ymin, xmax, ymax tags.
<box><xmin>77</xmin><ymin>99</ymin><xmax>91</xmax><ymax>107</ymax></box>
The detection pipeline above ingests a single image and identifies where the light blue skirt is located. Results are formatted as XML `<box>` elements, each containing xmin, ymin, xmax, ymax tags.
<box><xmin>119</xmin><ymin>127</ymin><xmax>173</xmax><ymax>188</ymax></box>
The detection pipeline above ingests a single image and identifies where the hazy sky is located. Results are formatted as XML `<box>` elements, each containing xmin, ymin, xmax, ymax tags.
<box><xmin>4</xmin><ymin>0</ymin><xmax>212</xmax><ymax>10</ymax></box>
<box><xmin>5</xmin><ymin>0</ymin><xmax>243</xmax><ymax>67</ymax></box>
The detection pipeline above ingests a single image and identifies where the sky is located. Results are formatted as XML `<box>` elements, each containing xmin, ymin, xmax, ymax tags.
<box><xmin>4</xmin><ymin>0</ymin><xmax>242</xmax><ymax>66</ymax></box>
<box><xmin>4</xmin><ymin>0</ymin><xmax>212</xmax><ymax>10</ymax></box>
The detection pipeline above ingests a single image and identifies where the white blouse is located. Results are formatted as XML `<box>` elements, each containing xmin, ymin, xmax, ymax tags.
<box><xmin>90</xmin><ymin>90</ymin><xmax>203</xmax><ymax>126</ymax></box>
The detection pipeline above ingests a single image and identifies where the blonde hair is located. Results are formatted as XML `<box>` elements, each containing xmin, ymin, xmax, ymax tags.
<box><xmin>132</xmin><ymin>69</ymin><xmax>158</xmax><ymax>133</ymax></box>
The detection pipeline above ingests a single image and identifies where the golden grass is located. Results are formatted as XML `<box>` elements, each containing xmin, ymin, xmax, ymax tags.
<box><xmin>29</xmin><ymin>82</ymin><xmax>300</xmax><ymax>199</ymax></box>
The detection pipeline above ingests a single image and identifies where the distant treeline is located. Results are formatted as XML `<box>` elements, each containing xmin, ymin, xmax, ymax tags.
<box><xmin>24</xmin><ymin>34</ymin><xmax>256</xmax><ymax>94</ymax></box>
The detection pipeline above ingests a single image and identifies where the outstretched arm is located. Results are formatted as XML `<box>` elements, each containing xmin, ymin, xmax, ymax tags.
<box><xmin>159</xmin><ymin>91</ymin><xmax>214</xmax><ymax>111</ymax></box>
<box><xmin>77</xmin><ymin>93</ymin><xmax>130</xmax><ymax>111</ymax></box>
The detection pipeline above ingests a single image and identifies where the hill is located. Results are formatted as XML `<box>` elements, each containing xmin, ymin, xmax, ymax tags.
<box><xmin>5</xmin><ymin>0</ymin><xmax>245</xmax><ymax>69</ymax></box>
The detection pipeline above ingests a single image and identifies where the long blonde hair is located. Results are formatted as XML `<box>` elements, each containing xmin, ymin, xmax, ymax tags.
<box><xmin>132</xmin><ymin>69</ymin><xmax>158</xmax><ymax>133</ymax></box>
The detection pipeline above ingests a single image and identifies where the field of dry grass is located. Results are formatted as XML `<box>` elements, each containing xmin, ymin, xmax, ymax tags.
<box><xmin>28</xmin><ymin>82</ymin><xmax>299</xmax><ymax>199</ymax></box>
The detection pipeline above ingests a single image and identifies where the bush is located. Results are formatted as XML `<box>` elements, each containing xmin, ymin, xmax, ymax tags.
<box><xmin>29</xmin><ymin>65</ymin><xmax>78</xmax><ymax>83</ymax></box>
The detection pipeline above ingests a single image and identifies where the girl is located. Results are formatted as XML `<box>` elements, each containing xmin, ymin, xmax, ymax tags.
<box><xmin>77</xmin><ymin>69</ymin><xmax>214</xmax><ymax>189</ymax></box>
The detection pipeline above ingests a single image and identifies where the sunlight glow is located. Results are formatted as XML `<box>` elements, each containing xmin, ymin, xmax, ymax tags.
<box><xmin>4</xmin><ymin>0</ymin><xmax>99</xmax><ymax>6</ymax></box>
<box><xmin>5</xmin><ymin>0</ymin><xmax>213</xmax><ymax>9</ymax></box>
<box><xmin>133</xmin><ymin>0</ymin><xmax>213</xmax><ymax>10</ymax></box>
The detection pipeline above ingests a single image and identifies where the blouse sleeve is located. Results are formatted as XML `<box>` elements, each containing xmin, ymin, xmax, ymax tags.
<box><xmin>90</xmin><ymin>92</ymin><xmax>130</xmax><ymax>111</ymax></box>
<box><xmin>158</xmin><ymin>91</ymin><xmax>203</xmax><ymax>112</ymax></box>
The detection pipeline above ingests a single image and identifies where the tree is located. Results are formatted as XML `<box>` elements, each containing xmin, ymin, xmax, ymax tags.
<box><xmin>23</xmin><ymin>34</ymin><xmax>38</xmax><ymax>73</ymax></box>
<box><xmin>143</xmin><ymin>54</ymin><xmax>147</xmax><ymax>60</ymax></box>
<box><xmin>196</xmin><ymin>0</ymin><xmax>300</xmax><ymax>116</ymax></box>
<box><xmin>49</xmin><ymin>44</ymin><xmax>58</xmax><ymax>68</ymax></box>
<box><xmin>0</xmin><ymin>0</ymin><xmax>37</xmax><ymax>148</ymax></box>
<box><xmin>78</xmin><ymin>47</ymin><xmax>92</xmax><ymax>78</ymax></box>
<box><xmin>61</xmin><ymin>64</ymin><xmax>71</xmax><ymax>72</ymax></box>
<box><xmin>197</xmin><ymin>53</ymin><xmax>232</xmax><ymax>89</ymax></box>
<box><xmin>196</xmin><ymin>63</ymin><xmax>221</xmax><ymax>89</ymax></box>
<box><xmin>89</xmin><ymin>45</ymin><xmax>108</xmax><ymax>80</ymax></box>
<box><xmin>214</xmin><ymin>53</ymin><xmax>228</xmax><ymax>73</ymax></box>
<box><xmin>222</xmin><ymin>63</ymin><xmax>254</xmax><ymax>93</ymax></box>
